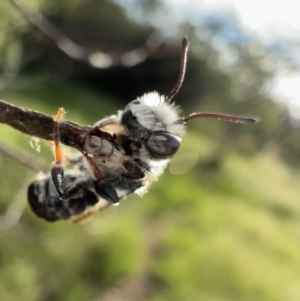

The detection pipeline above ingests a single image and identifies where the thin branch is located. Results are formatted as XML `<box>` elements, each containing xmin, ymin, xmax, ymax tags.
<box><xmin>0</xmin><ymin>175</ymin><xmax>32</xmax><ymax>230</ymax></box>
<box><xmin>0</xmin><ymin>142</ymin><xmax>47</xmax><ymax>171</ymax></box>
<box><xmin>0</xmin><ymin>100</ymin><xmax>91</xmax><ymax>146</ymax></box>
<box><xmin>9</xmin><ymin>0</ymin><xmax>89</xmax><ymax>61</ymax></box>
<box><xmin>8</xmin><ymin>0</ymin><xmax>163</xmax><ymax>68</ymax></box>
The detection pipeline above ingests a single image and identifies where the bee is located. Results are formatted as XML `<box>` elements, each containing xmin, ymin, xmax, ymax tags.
<box><xmin>27</xmin><ymin>38</ymin><xmax>258</xmax><ymax>222</ymax></box>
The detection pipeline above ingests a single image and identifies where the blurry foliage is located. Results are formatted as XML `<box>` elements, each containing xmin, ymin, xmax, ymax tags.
<box><xmin>47</xmin><ymin>0</ymin><xmax>154</xmax><ymax>46</ymax></box>
<box><xmin>1</xmin><ymin>0</ymin><xmax>300</xmax><ymax>300</ymax></box>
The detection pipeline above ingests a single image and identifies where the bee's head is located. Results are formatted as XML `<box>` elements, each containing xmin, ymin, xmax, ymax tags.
<box><xmin>120</xmin><ymin>37</ymin><xmax>259</xmax><ymax>159</ymax></box>
<box><xmin>120</xmin><ymin>93</ymin><xmax>185</xmax><ymax>159</ymax></box>
<box><xmin>119</xmin><ymin>38</ymin><xmax>190</xmax><ymax>159</ymax></box>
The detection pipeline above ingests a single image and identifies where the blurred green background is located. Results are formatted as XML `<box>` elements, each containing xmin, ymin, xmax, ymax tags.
<box><xmin>1</xmin><ymin>0</ymin><xmax>300</xmax><ymax>300</ymax></box>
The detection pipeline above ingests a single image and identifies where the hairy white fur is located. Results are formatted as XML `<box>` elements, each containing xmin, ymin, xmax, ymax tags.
<box><xmin>125</xmin><ymin>92</ymin><xmax>186</xmax><ymax>137</ymax></box>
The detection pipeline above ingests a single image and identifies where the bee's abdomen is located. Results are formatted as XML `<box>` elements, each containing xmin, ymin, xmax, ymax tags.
<box><xmin>27</xmin><ymin>177</ymin><xmax>98</xmax><ymax>222</ymax></box>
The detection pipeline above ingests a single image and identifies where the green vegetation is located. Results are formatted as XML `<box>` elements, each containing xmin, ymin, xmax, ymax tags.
<box><xmin>1</xmin><ymin>0</ymin><xmax>300</xmax><ymax>300</ymax></box>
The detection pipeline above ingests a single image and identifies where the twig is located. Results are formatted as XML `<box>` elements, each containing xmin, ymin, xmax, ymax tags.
<box><xmin>8</xmin><ymin>0</ymin><xmax>163</xmax><ymax>68</ymax></box>
<box><xmin>0</xmin><ymin>175</ymin><xmax>32</xmax><ymax>230</ymax></box>
<box><xmin>0</xmin><ymin>100</ymin><xmax>91</xmax><ymax>146</ymax></box>
<box><xmin>0</xmin><ymin>142</ymin><xmax>47</xmax><ymax>171</ymax></box>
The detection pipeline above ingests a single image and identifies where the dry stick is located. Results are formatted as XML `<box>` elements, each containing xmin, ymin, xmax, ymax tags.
<box><xmin>0</xmin><ymin>100</ymin><xmax>91</xmax><ymax>145</ymax></box>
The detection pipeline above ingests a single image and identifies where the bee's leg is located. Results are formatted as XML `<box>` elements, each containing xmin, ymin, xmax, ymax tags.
<box><xmin>50</xmin><ymin>109</ymin><xmax>85</xmax><ymax>200</ymax></box>
<box><xmin>79</xmin><ymin>128</ymin><xmax>119</xmax><ymax>204</ymax></box>
<box><xmin>47</xmin><ymin>140</ymin><xmax>82</xmax><ymax>165</ymax></box>
<box><xmin>93</xmin><ymin>116</ymin><xmax>120</xmax><ymax>128</ymax></box>
<box><xmin>81</xmin><ymin>125</ymin><xmax>118</xmax><ymax>159</ymax></box>
<box><xmin>50</xmin><ymin>108</ymin><xmax>67</xmax><ymax>199</ymax></box>
<box><xmin>50</xmin><ymin>108</ymin><xmax>118</xmax><ymax>205</ymax></box>
<box><xmin>87</xmin><ymin>126</ymin><xmax>116</xmax><ymax>147</ymax></box>
<box><xmin>84</xmin><ymin>152</ymin><xmax>119</xmax><ymax>205</ymax></box>
<box><xmin>73</xmin><ymin>143</ymin><xmax>119</xmax><ymax>205</ymax></box>
<box><xmin>59</xmin><ymin>180</ymin><xmax>88</xmax><ymax>200</ymax></box>
<box><xmin>94</xmin><ymin>116</ymin><xmax>124</xmax><ymax>139</ymax></box>
<box><xmin>93</xmin><ymin>179</ymin><xmax>119</xmax><ymax>206</ymax></box>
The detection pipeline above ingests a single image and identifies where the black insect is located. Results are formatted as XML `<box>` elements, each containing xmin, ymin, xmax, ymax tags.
<box><xmin>28</xmin><ymin>38</ymin><xmax>258</xmax><ymax>222</ymax></box>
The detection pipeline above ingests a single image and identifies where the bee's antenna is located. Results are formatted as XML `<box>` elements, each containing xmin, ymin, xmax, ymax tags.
<box><xmin>183</xmin><ymin>112</ymin><xmax>259</xmax><ymax>124</ymax></box>
<box><xmin>166</xmin><ymin>37</ymin><xmax>189</xmax><ymax>102</ymax></box>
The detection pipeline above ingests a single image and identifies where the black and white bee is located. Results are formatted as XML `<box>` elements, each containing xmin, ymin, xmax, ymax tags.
<box><xmin>27</xmin><ymin>38</ymin><xmax>258</xmax><ymax>222</ymax></box>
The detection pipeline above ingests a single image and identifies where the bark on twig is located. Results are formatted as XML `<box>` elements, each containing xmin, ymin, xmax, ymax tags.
<box><xmin>0</xmin><ymin>100</ymin><xmax>91</xmax><ymax>146</ymax></box>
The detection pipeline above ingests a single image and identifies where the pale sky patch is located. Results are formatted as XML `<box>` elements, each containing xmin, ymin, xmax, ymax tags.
<box><xmin>118</xmin><ymin>0</ymin><xmax>300</xmax><ymax>104</ymax></box>
<box><xmin>165</xmin><ymin>0</ymin><xmax>300</xmax><ymax>104</ymax></box>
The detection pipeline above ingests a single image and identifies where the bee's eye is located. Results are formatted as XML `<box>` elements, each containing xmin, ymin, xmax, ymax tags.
<box><xmin>145</xmin><ymin>131</ymin><xmax>181</xmax><ymax>158</ymax></box>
